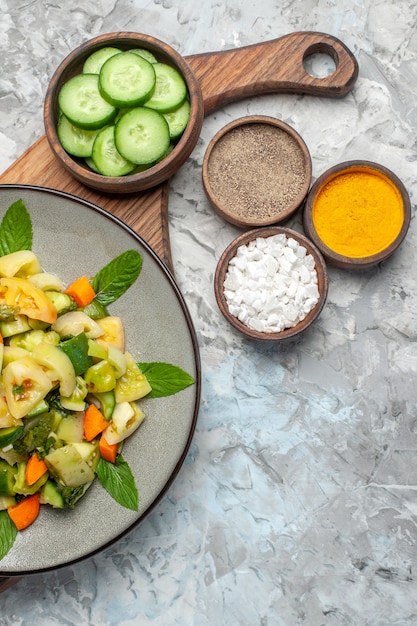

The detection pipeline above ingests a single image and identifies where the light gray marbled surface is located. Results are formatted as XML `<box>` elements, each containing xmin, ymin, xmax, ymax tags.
<box><xmin>1</xmin><ymin>1</ymin><xmax>417</xmax><ymax>625</ymax></box>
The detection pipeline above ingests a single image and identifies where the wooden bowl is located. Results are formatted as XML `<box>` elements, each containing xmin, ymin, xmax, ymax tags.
<box><xmin>303</xmin><ymin>160</ymin><xmax>411</xmax><ymax>269</ymax></box>
<box><xmin>44</xmin><ymin>32</ymin><xmax>204</xmax><ymax>193</ymax></box>
<box><xmin>202</xmin><ymin>116</ymin><xmax>312</xmax><ymax>228</ymax></box>
<box><xmin>214</xmin><ymin>226</ymin><xmax>328</xmax><ymax>341</ymax></box>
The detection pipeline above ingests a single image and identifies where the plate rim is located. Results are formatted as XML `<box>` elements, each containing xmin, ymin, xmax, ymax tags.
<box><xmin>0</xmin><ymin>183</ymin><xmax>201</xmax><ymax>576</ymax></box>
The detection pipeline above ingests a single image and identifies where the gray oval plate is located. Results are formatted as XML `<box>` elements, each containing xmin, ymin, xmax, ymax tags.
<box><xmin>0</xmin><ymin>185</ymin><xmax>200</xmax><ymax>575</ymax></box>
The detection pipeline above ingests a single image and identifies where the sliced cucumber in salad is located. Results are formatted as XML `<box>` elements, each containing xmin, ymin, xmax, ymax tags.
<box><xmin>55</xmin><ymin>45</ymin><xmax>191</xmax><ymax>177</ymax></box>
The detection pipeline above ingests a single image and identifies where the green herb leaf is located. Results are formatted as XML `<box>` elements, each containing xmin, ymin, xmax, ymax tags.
<box><xmin>0</xmin><ymin>199</ymin><xmax>33</xmax><ymax>256</ymax></box>
<box><xmin>0</xmin><ymin>510</ymin><xmax>18</xmax><ymax>560</ymax></box>
<box><xmin>138</xmin><ymin>362</ymin><xmax>195</xmax><ymax>398</ymax></box>
<box><xmin>92</xmin><ymin>250</ymin><xmax>142</xmax><ymax>307</ymax></box>
<box><xmin>95</xmin><ymin>455</ymin><xmax>138</xmax><ymax>511</ymax></box>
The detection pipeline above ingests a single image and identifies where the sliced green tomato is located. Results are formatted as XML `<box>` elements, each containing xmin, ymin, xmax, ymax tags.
<box><xmin>0</xmin><ymin>277</ymin><xmax>58</xmax><ymax>324</ymax></box>
<box><xmin>58</xmin><ymin>73</ymin><xmax>117</xmax><ymax>130</ymax></box>
<box><xmin>103</xmin><ymin>401</ymin><xmax>145</xmax><ymax>444</ymax></box>
<box><xmin>143</xmin><ymin>62</ymin><xmax>187</xmax><ymax>113</ymax></box>
<box><xmin>52</xmin><ymin>311</ymin><xmax>104</xmax><ymax>339</ymax></box>
<box><xmin>107</xmin><ymin>345</ymin><xmax>126</xmax><ymax>378</ymax></box>
<box><xmin>59</xmin><ymin>376</ymin><xmax>88</xmax><ymax>413</ymax></box>
<box><xmin>99</xmin><ymin>51</ymin><xmax>156</xmax><ymax>107</ymax></box>
<box><xmin>2</xmin><ymin>346</ymin><xmax>28</xmax><ymax>368</ymax></box>
<box><xmin>0</xmin><ymin>390</ymin><xmax>18</xmax><ymax>430</ymax></box>
<box><xmin>95</xmin><ymin>316</ymin><xmax>125</xmax><ymax>351</ymax></box>
<box><xmin>9</xmin><ymin>329</ymin><xmax>60</xmax><ymax>351</ymax></box>
<box><xmin>91</xmin><ymin>125</ymin><xmax>136</xmax><ymax>177</ymax></box>
<box><xmin>0</xmin><ymin>251</ymin><xmax>42</xmax><ymax>278</ymax></box>
<box><xmin>163</xmin><ymin>98</ymin><xmax>190</xmax><ymax>140</ymax></box>
<box><xmin>115</xmin><ymin>107</ymin><xmax>170</xmax><ymax>165</ymax></box>
<box><xmin>28</xmin><ymin>272</ymin><xmax>64</xmax><ymax>292</ymax></box>
<box><xmin>114</xmin><ymin>352</ymin><xmax>152</xmax><ymax>403</ymax></box>
<box><xmin>82</xmin><ymin>46</ymin><xmax>121</xmax><ymax>74</ymax></box>
<box><xmin>84</xmin><ymin>360</ymin><xmax>116</xmax><ymax>393</ymax></box>
<box><xmin>57</xmin><ymin>113</ymin><xmax>101</xmax><ymax>158</ymax></box>
<box><xmin>3</xmin><ymin>355</ymin><xmax>53</xmax><ymax>420</ymax></box>
<box><xmin>31</xmin><ymin>342</ymin><xmax>76</xmax><ymax>398</ymax></box>
<box><xmin>0</xmin><ymin>315</ymin><xmax>31</xmax><ymax>338</ymax></box>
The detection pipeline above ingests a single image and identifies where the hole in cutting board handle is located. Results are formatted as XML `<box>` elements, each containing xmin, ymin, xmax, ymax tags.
<box><xmin>303</xmin><ymin>42</ymin><xmax>338</xmax><ymax>78</ymax></box>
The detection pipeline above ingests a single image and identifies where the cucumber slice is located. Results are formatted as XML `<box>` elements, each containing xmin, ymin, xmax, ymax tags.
<box><xmin>58</xmin><ymin>73</ymin><xmax>117</xmax><ymax>130</ymax></box>
<box><xmin>143</xmin><ymin>63</ymin><xmax>187</xmax><ymax>113</ymax></box>
<box><xmin>128</xmin><ymin>48</ymin><xmax>158</xmax><ymax>64</ymax></box>
<box><xmin>115</xmin><ymin>107</ymin><xmax>170</xmax><ymax>165</ymax></box>
<box><xmin>163</xmin><ymin>98</ymin><xmax>191</xmax><ymax>140</ymax></box>
<box><xmin>92</xmin><ymin>125</ymin><xmax>136</xmax><ymax>177</ymax></box>
<box><xmin>85</xmin><ymin>156</ymin><xmax>100</xmax><ymax>173</ymax></box>
<box><xmin>57</xmin><ymin>113</ymin><xmax>100</xmax><ymax>157</ymax></box>
<box><xmin>82</xmin><ymin>46</ymin><xmax>121</xmax><ymax>74</ymax></box>
<box><xmin>99</xmin><ymin>52</ymin><xmax>156</xmax><ymax>108</ymax></box>
<box><xmin>0</xmin><ymin>426</ymin><xmax>24</xmax><ymax>448</ymax></box>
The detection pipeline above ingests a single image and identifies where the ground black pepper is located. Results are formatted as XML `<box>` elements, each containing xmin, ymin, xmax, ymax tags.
<box><xmin>206</xmin><ymin>123</ymin><xmax>307</xmax><ymax>220</ymax></box>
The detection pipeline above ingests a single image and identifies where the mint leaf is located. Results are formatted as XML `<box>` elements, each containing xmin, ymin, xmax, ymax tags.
<box><xmin>96</xmin><ymin>455</ymin><xmax>138</xmax><ymax>511</ymax></box>
<box><xmin>0</xmin><ymin>510</ymin><xmax>17</xmax><ymax>560</ymax></box>
<box><xmin>93</xmin><ymin>250</ymin><xmax>142</xmax><ymax>307</ymax></box>
<box><xmin>0</xmin><ymin>199</ymin><xmax>33</xmax><ymax>256</ymax></box>
<box><xmin>138</xmin><ymin>362</ymin><xmax>195</xmax><ymax>398</ymax></box>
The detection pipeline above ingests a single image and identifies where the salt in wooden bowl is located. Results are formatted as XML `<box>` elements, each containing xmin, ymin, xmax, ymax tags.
<box><xmin>43</xmin><ymin>32</ymin><xmax>204</xmax><ymax>193</ymax></box>
<box><xmin>202</xmin><ymin>116</ymin><xmax>312</xmax><ymax>228</ymax></box>
<box><xmin>214</xmin><ymin>226</ymin><xmax>328</xmax><ymax>341</ymax></box>
<box><xmin>303</xmin><ymin>160</ymin><xmax>411</xmax><ymax>269</ymax></box>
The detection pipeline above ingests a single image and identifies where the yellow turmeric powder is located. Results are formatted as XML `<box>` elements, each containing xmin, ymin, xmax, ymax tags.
<box><xmin>312</xmin><ymin>166</ymin><xmax>404</xmax><ymax>258</ymax></box>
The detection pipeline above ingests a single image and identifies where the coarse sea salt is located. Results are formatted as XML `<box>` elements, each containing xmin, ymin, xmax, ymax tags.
<box><xmin>223</xmin><ymin>234</ymin><xmax>320</xmax><ymax>333</ymax></box>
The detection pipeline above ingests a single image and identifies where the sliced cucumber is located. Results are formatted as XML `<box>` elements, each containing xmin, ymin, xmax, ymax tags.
<box><xmin>115</xmin><ymin>107</ymin><xmax>170</xmax><ymax>165</ymax></box>
<box><xmin>85</xmin><ymin>156</ymin><xmax>100</xmax><ymax>173</ymax></box>
<box><xmin>57</xmin><ymin>113</ymin><xmax>100</xmax><ymax>157</ymax></box>
<box><xmin>143</xmin><ymin>62</ymin><xmax>187</xmax><ymax>113</ymax></box>
<box><xmin>163</xmin><ymin>98</ymin><xmax>191</xmax><ymax>140</ymax></box>
<box><xmin>82</xmin><ymin>46</ymin><xmax>121</xmax><ymax>74</ymax></box>
<box><xmin>128</xmin><ymin>48</ymin><xmax>158</xmax><ymax>64</ymax></box>
<box><xmin>92</xmin><ymin>125</ymin><xmax>136</xmax><ymax>176</ymax></box>
<box><xmin>58</xmin><ymin>73</ymin><xmax>117</xmax><ymax>130</ymax></box>
<box><xmin>99</xmin><ymin>52</ymin><xmax>156</xmax><ymax>108</ymax></box>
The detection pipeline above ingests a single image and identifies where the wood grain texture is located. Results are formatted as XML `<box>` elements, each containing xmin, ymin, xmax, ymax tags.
<box><xmin>0</xmin><ymin>32</ymin><xmax>358</xmax><ymax>589</ymax></box>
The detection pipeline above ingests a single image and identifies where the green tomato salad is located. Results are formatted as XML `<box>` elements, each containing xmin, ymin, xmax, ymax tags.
<box><xmin>0</xmin><ymin>199</ymin><xmax>195</xmax><ymax>560</ymax></box>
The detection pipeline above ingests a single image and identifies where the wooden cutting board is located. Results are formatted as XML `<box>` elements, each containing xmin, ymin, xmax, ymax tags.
<box><xmin>0</xmin><ymin>31</ymin><xmax>358</xmax><ymax>589</ymax></box>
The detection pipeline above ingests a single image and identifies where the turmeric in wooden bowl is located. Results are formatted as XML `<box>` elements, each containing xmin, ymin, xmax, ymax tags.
<box><xmin>303</xmin><ymin>160</ymin><xmax>411</xmax><ymax>269</ymax></box>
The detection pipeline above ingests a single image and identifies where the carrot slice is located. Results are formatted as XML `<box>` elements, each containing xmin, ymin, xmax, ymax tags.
<box><xmin>84</xmin><ymin>404</ymin><xmax>109</xmax><ymax>441</ymax></box>
<box><xmin>8</xmin><ymin>493</ymin><xmax>41</xmax><ymax>530</ymax></box>
<box><xmin>25</xmin><ymin>453</ymin><xmax>48</xmax><ymax>486</ymax></box>
<box><xmin>64</xmin><ymin>275</ymin><xmax>96</xmax><ymax>307</ymax></box>
<box><xmin>99</xmin><ymin>434</ymin><xmax>118</xmax><ymax>463</ymax></box>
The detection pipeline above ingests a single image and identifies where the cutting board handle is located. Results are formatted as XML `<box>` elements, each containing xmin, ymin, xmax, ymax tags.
<box><xmin>186</xmin><ymin>31</ymin><xmax>359</xmax><ymax>114</ymax></box>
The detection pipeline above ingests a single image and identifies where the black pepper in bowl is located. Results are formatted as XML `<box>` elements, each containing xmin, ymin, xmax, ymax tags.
<box><xmin>202</xmin><ymin>115</ymin><xmax>312</xmax><ymax>228</ymax></box>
